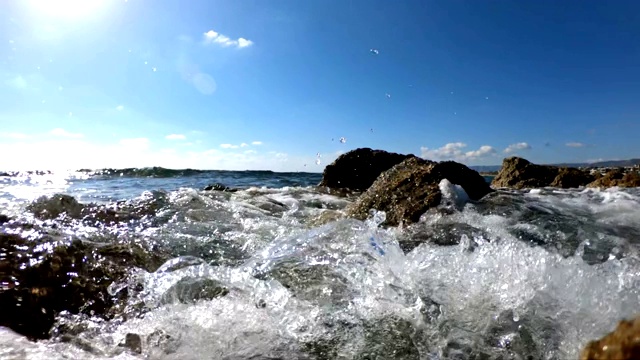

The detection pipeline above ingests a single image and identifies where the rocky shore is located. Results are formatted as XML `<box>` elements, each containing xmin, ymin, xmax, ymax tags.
<box><xmin>317</xmin><ymin>148</ymin><xmax>639</xmax><ymax>358</ymax></box>
<box><xmin>0</xmin><ymin>148</ymin><xmax>638</xmax><ymax>357</ymax></box>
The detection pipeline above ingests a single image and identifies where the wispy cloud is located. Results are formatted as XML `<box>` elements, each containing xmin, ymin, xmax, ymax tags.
<box><xmin>50</xmin><ymin>128</ymin><xmax>83</xmax><ymax>139</ymax></box>
<box><xmin>166</xmin><ymin>134</ymin><xmax>186</xmax><ymax>140</ymax></box>
<box><xmin>220</xmin><ymin>143</ymin><xmax>239</xmax><ymax>149</ymax></box>
<box><xmin>240</xmin><ymin>143</ymin><xmax>248</xmax><ymax>147</ymax></box>
<box><xmin>566</xmin><ymin>142</ymin><xmax>585</xmax><ymax>148</ymax></box>
<box><xmin>0</xmin><ymin>132</ymin><xmax>29</xmax><ymax>140</ymax></box>
<box><xmin>116</xmin><ymin>105</ymin><xmax>124</xmax><ymax>111</ymax></box>
<box><xmin>203</xmin><ymin>30</ymin><xmax>253</xmax><ymax>49</ymax></box>
<box><xmin>420</xmin><ymin>142</ymin><xmax>497</xmax><ymax>163</ymax></box>
<box><xmin>504</xmin><ymin>142</ymin><xmax>532</xmax><ymax>153</ymax></box>
<box><xmin>251</xmin><ymin>141</ymin><xmax>263</xmax><ymax>145</ymax></box>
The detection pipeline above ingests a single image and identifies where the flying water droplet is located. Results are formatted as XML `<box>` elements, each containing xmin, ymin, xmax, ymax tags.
<box><xmin>385</xmin><ymin>93</ymin><xmax>391</xmax><ymax>99</ymax></box>
<box><xmin>339</xmin><ymin>137</ymin><xmax>346</xmax><ymax>144</ymax></box>
<box><xmin>69</xmin><ymin>112</ymin><xmax>73</xmax><ymax>117</ymax></box>
<box><xmin>152</xmin><ymin>67</ymin><xmax>157</xmax><ymax>72</ymax></box>
<box><xmin>485</xmin><ymin>97</ymin><xmax>489</xmax><ymax>100</ymax></box>
<box><xmin>315</xmin><ymin>159</ymin><xmax>321</xmax><ymax>165</ymax></box>
<box><xmin>369</xmin><ymin>48</ymin><xmax>379</xmax><ymax>55</ymax></box>
<box><xmin>144</xmin><ymin>61</ymin><xmax>148</xmax><ymax>65</ymax></box>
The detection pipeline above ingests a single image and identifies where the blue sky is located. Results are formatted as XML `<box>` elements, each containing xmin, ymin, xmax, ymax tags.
<box><xmin>1</xmin><ymin>0</ymin><xmax>639</xmax><ymax>171</ymax></box>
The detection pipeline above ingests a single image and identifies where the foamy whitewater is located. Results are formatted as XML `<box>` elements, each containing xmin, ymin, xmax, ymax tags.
<box><xmin>1</xmin><ymin>170</ymin><xmax>639</xmax><ymax>359</ymax></box>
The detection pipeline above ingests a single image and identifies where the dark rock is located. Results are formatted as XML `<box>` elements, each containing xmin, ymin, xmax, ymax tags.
<box><xmin>346</xmin><ymin>157</ymin><xmax>492</xmax><ymax>226</ymax></box>
<box><xmin>318</xmin><ymin>148</ymin><xmax>414</xmax><ymax>191</ymax></box>
<box><xmin>356</xmin><ymin>316</ymin><xmax>420</xmax><ymax>360</ymax></box>
<box><xmin>160</xmin><ymin>277</ymin><xmax>229</xmax><ymax>304</ymax></box>
<box><xmin>27</xmin><ymin>194</ymin><xmax>84</xmax><ymax>220</ymax></box>
<box><xmin>119</xmin><ymin>333</ymin><xmax>142</xmax><ymax>354</ymax></box>
<box><xmin>588</xmin><ymin>169</ymin><xmax>640</xmax><ymax>188</ymax></box>
<box><xmin>0</xmin><ymin>214</ymin><xmax>10</xmax><ymax>224</ymax></box>
<box><xmin>203</xmin><ymin>183</ymin><xmax>237</xmax><ymax>192</ymax></box>
<box><xmin>550</xmin><ymin>167</ymin><xmax>595</xmax><ymax>188</ymax></box>
<box><xmin>581</xmin><ymin>317</ymin><xmax>640</xmax><ymax>360</ymax></box>
<box><xmin>0</xmin><ymin>232</ymin><xmax>167</xmax><ymax>340</ymax></box>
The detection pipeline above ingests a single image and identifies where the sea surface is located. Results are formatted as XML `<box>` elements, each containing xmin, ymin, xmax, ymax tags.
<box><xmin>1</xmin><ymin>168</ymin><xmax>639</xmax><ymax>359</ymax></box>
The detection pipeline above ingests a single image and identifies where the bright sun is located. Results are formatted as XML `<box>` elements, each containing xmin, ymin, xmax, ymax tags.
<box><xmin>28</xmin><ymin>0</ymin><xmax>107</xmax><ymax>19</ymax></box>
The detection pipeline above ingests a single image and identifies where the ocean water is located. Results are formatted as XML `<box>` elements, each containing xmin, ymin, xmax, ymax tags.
<box><xmin>1</xmin><ymin>169</ymin><xmax>639</xmax><ymax>359</ymax></box>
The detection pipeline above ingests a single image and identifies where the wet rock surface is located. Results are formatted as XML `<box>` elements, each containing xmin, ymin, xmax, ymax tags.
<box><xmin>581</xmin><ymin>316</ymin><xmax>640</xmax><ymax>360</ymax></box>
<box><xmin>318</xmin><ymin>148</ymin><xmax>414</xmax><ymax>191</ymax></box>
<box><xmin>492</xmin><ymin>157</ymin><xmax>594</xmax><ymax>189</ymax></box>
<box><xmin>588</xmin><ymin>168</ymin><xmax>640</xmax><ymax>188</ymax></box>
<box><xmin>203</xmin><ymin>183</ymin><xmax>238</xmax><ymax>192</ymax></box>
<box><xmin>0</xmin><ymin>231</ymin><xmax>168</xmax><ymax>340</ymax></box>
<box><xmin>346</xmin><ymin>157</ymin><xmax>492</xmax><ymax>226</ymax></box>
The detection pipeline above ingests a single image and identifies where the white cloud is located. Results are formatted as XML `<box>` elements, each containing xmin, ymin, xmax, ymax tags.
<box><xmin>504</xmin><ymin>142</ymin><xmax>532</xmax><ymax>153</ymax></box>
<box><xmin>0</xmin><ymin>132</ymin><xmax>29</xmax><ymax>139</ymax></box>
<box><xmin>220</xmin><ymin>143</ymin><xmax>239</xmax><ymax>149</ymax></box>
<box><xmin>166</xmin><ymin>134</ymin><xmax>186</xmax><ymax>140</ymax></box>
<box><xmin>237</xmin><ymin>38</ymin><xmax>253</xmax><ymax>48</ymax></box>
<box><xmin>420</xmin><ymin>142</ymin><xmax>497</xmax><ymax>163</ymax></box>
<box><xmin>566</xmin><ymin>142</ymin><xmax>585</xmax><ymax>148</ymax></box>
<box><xmin>116</xmin><ymin>105</ymin><xmax>124</xmax><ymax>111</ymax></box>
<box><xmin>203</xmin><ymin>29</ymin><xmax>253</xmax><ymax>49</ymax></box>
<box><xmin>240</xmin><ymin>143</ymin><xmax>248</xmax><ymax>147</ymax></box>
<box><xmin>251</xmin><ymin>141</ymin><xmax>263</xmax><ymax>145</ymax></box>
<box><xmin>50</xmin><ymin>128</ymin><xmax>83</xmax><ymax>139</ymax></box>
<box><xmin>244</xmin><ymin>150</ymin><xmax>257</xmax><ymax>154</ymax></box>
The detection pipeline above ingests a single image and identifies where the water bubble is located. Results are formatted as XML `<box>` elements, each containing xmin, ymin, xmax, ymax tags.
<box><xmin>339</xmin><ymin>137</ymin><xmax>346</xmax><ymax>144</ymax></box>
<box><xmin>513</xmin><ymin>312</ymin><xmax>520</xmax><ymax>322</ymax></box>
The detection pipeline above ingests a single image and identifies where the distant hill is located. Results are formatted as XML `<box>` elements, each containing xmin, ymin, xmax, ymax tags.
<box><xmin>471</xmin><ymin>158</ymin><xmax>640</xmax><ymax>173</ymax></box>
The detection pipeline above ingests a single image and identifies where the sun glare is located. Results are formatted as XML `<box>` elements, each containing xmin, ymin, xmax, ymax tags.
<box><xmin>28</xmin><ymin>0</ymin><xmax>107</xmax><ymax>19</ymax></box>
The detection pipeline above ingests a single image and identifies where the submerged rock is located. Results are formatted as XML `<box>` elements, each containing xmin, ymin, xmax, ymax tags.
<box><xmin>581</xmin><ymin>316</ymin><xmax>640</xmax><ymax>360</ymax></box>
<box><xmin>27</xmin><ymin>194</ymin><xmax>84</xmax><ymax>219</ymax></box>
<box><xmin>27</xmin><ymin>192</ymin><xmax>170</xmax><ymax>226</ymax></box>
<box><xmin>203</xmin><ymin>183</ymin><xmax>238</xmax><ymax>192</ymax></box>
<box><xmin>346</xmin><ymin>157</ymin><xmax>492</xmax><ymax>226</ymax></box>
<box><xmin>492</xmin><ymin>157</ymin><xmax>594</xmax><ymax>189</ymax></box>
<box><xmin>587</xmin><ymin>169</ymin><xmax>640</xmax><ymax>188</ymax></box>
<box><xmin>0</xmin><ymin>232</ymin><xmax>167</xmax><ymax>340</ymax></box>
<box><xmin>160</xmin><ymin>277</ymin><xmax>229</xmax><ymax>304</ymax></box>
<box><xmin>318</xmin><ymin>148</ymin><xmax>414</xmax><ymax>191</ymax></box>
